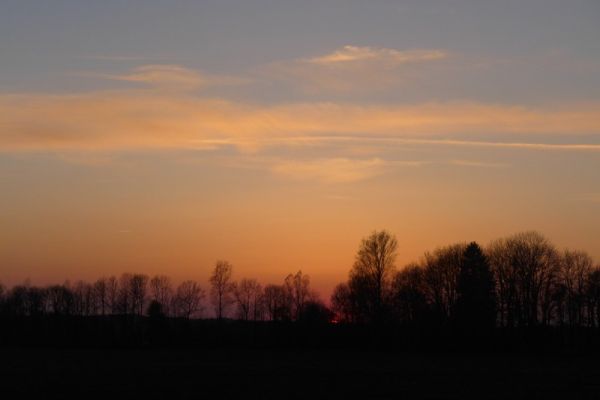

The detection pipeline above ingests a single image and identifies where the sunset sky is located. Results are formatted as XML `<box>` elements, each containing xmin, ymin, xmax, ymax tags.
<box><xmin>1</xmin><ymin>0</ymin><xmax>599</xmax><ymax>297</ymax></box>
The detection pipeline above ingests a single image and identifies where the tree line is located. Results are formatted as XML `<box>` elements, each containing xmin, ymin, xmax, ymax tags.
<box><xmin>332</xmin><ymin>230</ymin><xmax>600</xmax><ymax>331</ymax></box>
<box><xmin>0</xmin><ymin>263</ymin><xmax>328</xmax><ymax>323</ymax></box>
<box><xmin>1</xmin><ymin>229</ymin><xmax>599</xmax><ymax>333</ymax></box>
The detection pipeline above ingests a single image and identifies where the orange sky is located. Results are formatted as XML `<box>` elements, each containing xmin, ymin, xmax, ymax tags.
<box><xmin>1</xmin><ymin>1</ymin><xmax>600</xmax><ymax>299</ymax></box>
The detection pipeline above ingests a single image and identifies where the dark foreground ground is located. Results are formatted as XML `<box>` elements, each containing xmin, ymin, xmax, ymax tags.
<box><xmin>1</xmin><ymin>347</ymin><xmax>599</xmax><ymax>400</ymax></box>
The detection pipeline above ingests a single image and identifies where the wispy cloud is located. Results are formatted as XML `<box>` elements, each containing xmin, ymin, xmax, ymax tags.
<box><xmin>376</xmin><ymin>137</ymin><xmax>600</xmax><ymax>151</ymax></box>
<box><xmin>107</xmin><ymin>64</ymin><xmax>205</xmax><ymax>89</ymax></box>
<box><xmin>307</xmin><ymin>46</ymin><xmax>446</xmax><ymax>66</ymax></box>
<box><xmin>257</xmin><ymin>136</ymin><xmax>600</xmax><ymax>152</ymax></box>
<box><xmin>1</xmin><ymin>88</ymin><xmax>600</xmax><ymax>152</ymax></box>
<box><xmin>82</xmin><ymin>64</ymin><xmax>250</xmax><ymax>91</ymax></box>
<box><xmin>266</xmin><ymin>45</ymin><xmax>447</xmax><ymax>92</ymax></box>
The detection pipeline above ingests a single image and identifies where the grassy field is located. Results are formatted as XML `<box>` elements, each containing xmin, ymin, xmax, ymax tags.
<box><xmin>1</xmin><ymin>347</ymin><xmax>600</xmax><ymax>399</ymax></box>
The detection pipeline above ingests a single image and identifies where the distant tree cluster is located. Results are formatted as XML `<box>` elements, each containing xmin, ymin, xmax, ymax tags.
<box><xmin>0</xmin><ymin>263</ymin><xmax>328</xmax><ymax>323</ymax></box>
<box><xmin>332</xmin><ymin>230</ymin><xmax>600</xmax><ymax>330</ymax></box>
<box><xmin>0</xmin><ymin>273</ymin><xmax>204</xmax><ymax>320</ymax></box>
<box><xmin>209</xmin><ymin>261</ymin><xmax>327</xmax><ymax>322</ymax></box>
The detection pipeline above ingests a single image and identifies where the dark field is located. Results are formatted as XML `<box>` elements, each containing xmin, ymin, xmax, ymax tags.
<box><xmin>2</xmin><ymin>347</ymin><xmax>600</xmax><ymax>399</ymax></box>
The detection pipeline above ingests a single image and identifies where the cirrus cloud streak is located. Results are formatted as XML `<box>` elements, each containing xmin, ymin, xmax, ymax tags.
<box><xmin>1</xmin><ymin>90</ymin><xmax>600</xmax><ymax>152</ymax></box>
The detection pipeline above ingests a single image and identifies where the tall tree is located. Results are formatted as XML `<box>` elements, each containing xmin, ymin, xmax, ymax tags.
<box><xmin>349</xmin><ymin>230</ymin><xmax>398</xmax><ymax>322</ymax></box>
<box><xmin>93</xmin><ymin>277</ymin><xmax>109</xmax><ymax>316</ymax></box>
<box><xmin>129</xmin><ymin>274</ymin><xmax>149</xmax><ymax>316</ymax></box>
<box><xmin>210</xmin><ymin>260</ymin><xmax>234</xmax><ymax>320</ymax></box>
<box><xmin>454</xmin><ymin>242</ymin><xmax>496</xmax><ymax>330</ymax></box>
<box><xmin>284</xmin><ymin>271</ymin><xmax>311</xmax><ymax>320</ymax></box>
<box><xmin>233</xmin><ymin>278</ymin><xmax>262</xmax><ymax>321</ymax></box>
<box><xmin>587</xmin><ymin>268</ymin><xmax>600</xmax><ymax>327</ymax></box>
<box><xmin>422</xmin><ymin>243</ymin><xmax>466</xmax><ymax>324</ymax></box>
<box><xmin>561</xmin><ymin>250</ymin><xmax>594</xmax><ymax>326</ymax></box>
<box><xmin>488</xmin><ymin>231</ymin><xmax>560</xmax><ymax>327</ymax></box>
<box><xmin>106</xmin><ymin>276</ymin><xmax>119</xmax><ymax>315</ymax></box>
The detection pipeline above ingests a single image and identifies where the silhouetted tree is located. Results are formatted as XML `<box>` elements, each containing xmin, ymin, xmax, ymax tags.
<box><xmin>116</xmin><ymin>274</ymin><xmax>133</xmax><ymax>314</ymax></box>
<box><xmin>113</xmin><ymin>273</ymin><xmax>149</xmax><ymax>316</ymax></box>
<box><xmin>149</xmin><ymin>275</ymin><xmax>173</xmax><ymax>316</ymax></box>
<box><xmin>106</xmin><ymin>276</ymin><xmax>119</xmax><ymax>314</ymax></box>
<box><xmin>348</xmin><ymin>230</ymin><xmax>398</xmax><ymax>323</ymax></box>
<box><xmin>129</xmin><ymin>274</ymin><xmax>149</xmax><ymax>316</ymax></box>
<box><xmin>422</xmin><ymin>243</ymin><xmax>466</xmax><ymax>325</ymax></box>
<box><xmin>262</xmin><ymin>284</ymin><xmax>289</xmax><ymax>321</ymax></box>
<box><xmin>284</xmin><ymin>271</ymin><xmax>312</xmax><ymax>321</ymax></box>
<box><xmin>73</xmin><ymin>281</ymin><xmax>94</xmax><ymax>316</ymax></box>
<box><xmin>46</xmin><ymin>284</ymin><xmax>74</xmax><ymax>315</ymax></box>
<box><xmin>93</xmin><ymin>277</ymin><xmax>109</xmax><ymax>316</ymax></box>
<box><xmin>488</xmin><ymin>232</ymin><xmax>560</xmax><ymax>327</ymax></box>
<box><xmin>586</xmin><ymin>267</ymin><xmax>600</xmax><ymax>327</ymax></box>
<box><xmin>391</xmin><ymin>264</ymin><xmax>428</xmax><ymax>325</ymax></box>
<box><xmin>173</xmin><ymin>280</ymin><xmax>205</xmax><ymax>319</ymax></box>
<box><xmin>25</xmin><ymin>286</ymin><xmax>47</xmax><ymax>317</ymax></box>
<box><xmin>233</xmin><ymin>278</ymin><xmax>262</xmax><ymax>321</ymax></box>
<box><xmin>454</xmin><ymin>242</ymin><xmax>496</xmax><ymax>330</ymax></box>
<box><xmin>560</xmin><ymin>250</ymin><xmax>594</xmax><ymax>326</ymax></box>
<box><xmin>331</xmin><ymin>283</ymin><xmax>356</xmax><ymax>323</ymax></box>
<box><xmin>210</xmin><ymin>260</ymin><xmax>234</xmax><ymax>320</ymax></box>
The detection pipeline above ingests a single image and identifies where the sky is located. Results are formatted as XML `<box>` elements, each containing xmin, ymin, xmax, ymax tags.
<box><xmin>1</xmin><ymin>0</ymin><xmax>600</xmax><ymax>297</ymax></box>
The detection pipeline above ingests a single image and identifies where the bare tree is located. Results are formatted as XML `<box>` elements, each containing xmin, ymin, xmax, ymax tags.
<box><xmin>173</xmin><ymin>280</ymin><xmax>205</xmax><ymax>319</ymax></box>
<box><xmin>488</xmin><ymin>231</ymin><xmax>560</xmax><ymax>327</ymax></box>
<box><xmin>46</xmin><ymin>284</ymin><xmax>74</xmax><ymax>315</ymax></box>
<box><xmin>262</xmin><ymin>284</ymin><xmax>289</xmax><ymax>321</ymax></box>
<box><xmin>233</xmin><ymin>278</ymin><xmax>262</xmax><ymax>321</ymax></box>
<box><xmin>284</xmin><ymin>271</ymin><xmax>312</xmax><ymax>320</ymax></box>
<box><xmin>129</xmin><ymin>274</ymin><xmax>149</xmax><ymax>316</ymax></box>
<box><xmin>117</xmin><ymin>274</ymin><xmax>133</xmax><ymax>314</ymax></box>
<box><xmin>561</xmin><ymin>250</ymin><xmax>594</xmax><ymax>326</ymax></box>
<box><xmin>93</xmin><ymin>277</ymin><xmax>109</xmax><ymax>316</ymax></box>
<box><xmin>487</xmin><ymin>237</ymin><xmax>515</xmax><ymax>327</ymax></box>
<box><xmin>331</xmin><ymin>282</ymin><xmax>356</xmax><ymax>323</ymax></box>
<box><xmin>422</xmin><ymin>243</ymin><xmax>466</xmax><ymax>323</ymax></box>
<box><xmin>587</xmin><ymin>267</ymin><xmax>600</xmax><ymax>327</ymax></box>
<box><xmin>210</xmin><ymin>260</ymin><xmax>234</xmax><ymax>320</ymax></box>
<box><xmin>106</xmin><ymin>276</ymin><xmax>119</xmax><ymax>314</ymax></box>
<box><xmin>25</xmin><ymin>286</ymin><xmax>47</xmax><ymax>316</ymax></box>
<box><xmin>349</xmin><ymin>230</ymin><xmax>398</xmax><ymax>322</ymax></box>
<box><xmin>72</xmin><ymin>281</ymin><xmax>95</xmax><ymax>316</ymax></box>
<box><xmin>150</xmin><ymin>275</ymin><xmax>173</xmax><ymax>316</ymax></box>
